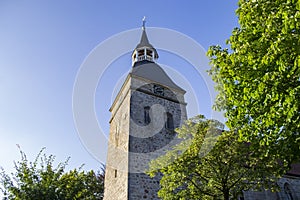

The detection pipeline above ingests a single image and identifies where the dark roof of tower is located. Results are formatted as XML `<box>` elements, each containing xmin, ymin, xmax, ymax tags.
<box><xmin>131</xmin><ymin>60</ymin><xmax>185</xmax><ymax>92</ymax></box>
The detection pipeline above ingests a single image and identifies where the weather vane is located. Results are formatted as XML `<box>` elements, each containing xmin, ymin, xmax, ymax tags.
<box><xmin>142</xmin><ymin>16</ymin><xmax>146</xmax><ymax>30</ymax></box>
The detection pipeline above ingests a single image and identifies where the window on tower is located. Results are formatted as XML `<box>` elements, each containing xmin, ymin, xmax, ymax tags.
<box><xmin>153</xmin><ymin>85</ymin><xmax>164</xmax><ymax>96</ymax></box>
<box><xmin>165</xmin><ymin>112</ymin><xmax>174</xmax><ymax>130</ymax></box>
<box><xmin>146</xmin><ymin>49</ymin><xmax>153</xmax><ymax>61</ymax></box>
<box><xmin>138</xmin><ymin>50</ymin><xmax>144</xmax><ymax>56</ymax></box>
<box><xmin>114</xmin><ymin>169</ymin><xmax>117</xmax><ymax>178</ymax></box>
<box><xmin>144</xmin><ymin>106</ymin><xmax>151</xmax><ymax>124</ymax></box>
<box><xmin>146</xmin><ymin>49</ymin><xmax>152</xmax><ymax>56</ymax></box>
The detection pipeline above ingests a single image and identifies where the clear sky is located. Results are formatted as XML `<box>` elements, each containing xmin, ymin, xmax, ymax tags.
<box><xmin>0</xmin><ymin>0</ymin><xmax>239</xmax><ymax>174</ymax></box>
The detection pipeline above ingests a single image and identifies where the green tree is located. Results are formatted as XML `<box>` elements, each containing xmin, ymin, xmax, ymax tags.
<box><xmin>0</xmin><ymin>148</ymin><xmax>104</xmax><ymax>200</ymax></box>
<box><xmin>207</xmin><ymin>0</ymin><xmax>300</xmax><ymax>166</ymax></box>
<box><xmin>148</xmin><ymin>115</ymin><xmax>280</xmax><ymax>200</ymax></box>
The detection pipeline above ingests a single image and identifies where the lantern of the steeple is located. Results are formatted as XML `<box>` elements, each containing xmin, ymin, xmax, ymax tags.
<box><xmin>132</xmin><ymin>18</ymin><xmax>159</xmax><ymax>66</ymax></box>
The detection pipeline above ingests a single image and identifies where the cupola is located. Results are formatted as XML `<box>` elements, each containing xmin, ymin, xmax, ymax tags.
<box><xmin>132</xmin><ymin>17</ymin><xmax>159</xmax><ymax>66</ymax></box>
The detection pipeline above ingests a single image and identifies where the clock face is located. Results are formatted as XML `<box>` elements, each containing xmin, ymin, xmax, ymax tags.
<box><xmin>153</xmin><ymin>85</ymin><xmax>164</xmax><ymax>96</ymax></box>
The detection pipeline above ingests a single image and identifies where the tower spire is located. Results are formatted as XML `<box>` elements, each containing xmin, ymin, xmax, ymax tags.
<box><xmin>142</xmin><ymin>16</ymin><xmax>146</xmax><ymax>30</ymax></box>
<box><xmin>131</xmin><ymin>18</ymin><xmax>159</xmax><ymax>66</ymax></box>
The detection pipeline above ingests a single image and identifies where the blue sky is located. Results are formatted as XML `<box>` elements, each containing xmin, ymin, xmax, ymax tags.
<box><xmin>0</xmin><ymin>1</ymin><xmax>238</xmax><ymax>174</ymax></box>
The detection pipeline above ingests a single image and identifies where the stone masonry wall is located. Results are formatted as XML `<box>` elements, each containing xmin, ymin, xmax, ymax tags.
<box><xmin>104</xmin><ymin>74</ymin><xmax>187</xmax><ymax>200</ymax></box>
<box><xmin>103</xmin><ymin>76</ymin><xmax>131</xmax><ymax>200</ymax></box>
<box><xmin>243</xmin><ymin>176</ymin><xmax>300</xmax><ymax>200</ymax></box>
<box><xmin>128</xmin><ymin>76</ymin><xmax>187</xmax><ymax>199</ymax></box>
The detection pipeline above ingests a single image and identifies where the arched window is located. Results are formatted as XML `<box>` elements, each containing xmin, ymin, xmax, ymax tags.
<box><xmin>165</xmin><ymin>112</ymin><xmax>174</xmax><ymax>130</ymax></box>
<box><xmin>144</xmin><ymin>106</ymin><xmax>150</xmax><ymax>124</ymax></box>
<box><xmin>284</xmin><ymin>183</ymin><xmax>294</xmax><ymax>200</ymax></box>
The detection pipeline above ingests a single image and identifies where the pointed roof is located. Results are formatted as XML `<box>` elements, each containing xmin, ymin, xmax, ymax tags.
<box><xmin>135</xmin><ymin>28</ymin><xmax>154</xmax><ymax>49</ymax></box>
<box><xmin>133</xmin><ymin>19</ymin><xmax>158</xmax><ymax>59</ymax></box>
<box><xmin>131</xmin><ymin>19</ymin><xmax>184</xmax><ymax>93</ymax></box>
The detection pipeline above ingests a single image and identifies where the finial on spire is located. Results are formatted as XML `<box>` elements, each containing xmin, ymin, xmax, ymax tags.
<box><xmin>142</xmin><ymin>16</ymin><xmax>146</xmax><ymax>30</ymax></box>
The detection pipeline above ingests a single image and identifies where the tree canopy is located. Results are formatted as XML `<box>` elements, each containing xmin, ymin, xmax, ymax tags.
<box><xmin>148</xmin><ymin>115</ymin><xmax>280</xmax><ymax>200</ymax></box>
<box><xmin>0</xmin><ymin>148</ymin><xmax>104</xmax><ymax>200</ymax></box>
<box><xmin>207</xmin><ymin>0</ymin><xmax>300</xmax><ymax>165</ymax></box>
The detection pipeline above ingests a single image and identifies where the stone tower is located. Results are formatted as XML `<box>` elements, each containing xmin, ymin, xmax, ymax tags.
<box><xmin>103</xmin><ymin>23</ymin><xmax>187</xmax><ymax>200</ymax></box>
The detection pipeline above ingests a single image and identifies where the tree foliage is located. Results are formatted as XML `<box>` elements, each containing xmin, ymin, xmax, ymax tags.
<box><xmin>207</xmin><ymin>0</ymin><xmax>300</xmax><ymax>165</ymax></box>
<box><xmin>0</xmin><ymin>148</ymin><xmax>104</xmax><ymax>200</ymax></box>
<box><xmin>148</xmin><ymin>115</ymin><xmax>280</xmax><ymax>200</ymax></box>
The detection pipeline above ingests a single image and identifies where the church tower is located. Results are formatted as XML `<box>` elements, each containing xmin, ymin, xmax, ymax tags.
<box><xmin>103</xmin><ymin>21</ymin><xmax>187</xmax><ymax>200</ymax></box>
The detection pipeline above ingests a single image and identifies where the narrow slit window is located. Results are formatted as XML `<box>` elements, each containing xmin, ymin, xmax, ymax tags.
<box><xmin>144</xmin><ymin>106</ymin><xmax>150</xmax><ymax>124</ymax></box>
<box><xmin>114</xmin><ymin>169</ymin><xmax>117</xmax><ymax>178</ymax></box>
